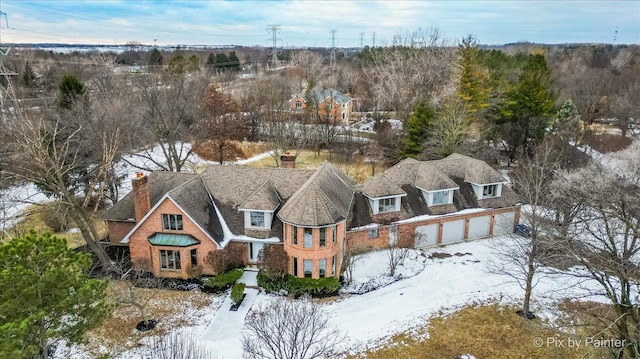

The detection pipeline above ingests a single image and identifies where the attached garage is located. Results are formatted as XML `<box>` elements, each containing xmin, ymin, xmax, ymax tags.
<box><xmin>493</xmin><ymin>211</ymin><xmax>516</xmax><ymax>236</ymax></box>
<box><xmin>441</xmin><ymin>219</ymin><xmax>465</xmax><ymax>245</ymax></box>
<box><xmin>415</xmin><ymin>223</ymin><xmax>439</xmax><ymax>248</ymax></box>
<box><xmin>467</xmin><ymin>215</ymin><xmax>491</xmax><ymax>240</ymax></box>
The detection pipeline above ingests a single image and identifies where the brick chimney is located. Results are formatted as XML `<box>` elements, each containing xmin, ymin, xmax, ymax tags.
<box><xmin>280</xmin><ymin>153</ymin><xmax>296</xmax><ymax>169</ymax></box>
<box><xmin>132</xmin><ymin>172</ymin><xmax>151</xmax><ymax>222</ymax></box>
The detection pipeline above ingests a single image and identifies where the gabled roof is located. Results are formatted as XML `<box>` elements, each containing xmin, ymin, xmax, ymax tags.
<box><xmin>362</xmin><ymin>173</ymin><xmax>406</xmax><ymax>198</ymax></box>
<box><xmin>432</xmin><ymin>153</ymin><xmax>507</xmax><ymax>184</ymax></box>
<box><xmin>415</xmin><ymin>163</ymin><xmax>459</xmax><ymax>191</ymax></box>
<box><xmin>278</xmin><ymin>161</ymin><xmax>355</xmax><ymax>226</ymax></box>
<box><xmin>239</xmin><ymin>180</ymin><xmax>281</xmax><ymax>211</ymax></box>
<box><xmin>167</xmin><ymin>176</ymin><xmax>224</xmax><ymax>243</ymax></box>
<box><xmin>295</xmin><ymin>88</ymin><xmax>353</xmax><ymax>105</ymax></box>
<box><xmin>102</xmin><ymin>171</ymin><xmax>198</xmax><ymax>221</ymax></box>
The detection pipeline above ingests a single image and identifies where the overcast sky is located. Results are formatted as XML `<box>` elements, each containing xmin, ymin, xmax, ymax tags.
<box><xmin>1</xmin><ymin>0</ymin><xmax>638</xmax><ymax>47</ymax></box>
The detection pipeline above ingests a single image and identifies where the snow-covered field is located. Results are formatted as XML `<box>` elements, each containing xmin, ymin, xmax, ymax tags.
<box><xmin>65</xmin><ymin>236</ymin><xmax>604</xmax><ymax>359</ymax></box>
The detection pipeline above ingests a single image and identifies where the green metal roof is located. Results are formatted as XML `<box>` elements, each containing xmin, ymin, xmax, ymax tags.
<box><xmin>148</xmin><ymin>233</ymin><xmax>200</xmax><ymax>247</ymax></box>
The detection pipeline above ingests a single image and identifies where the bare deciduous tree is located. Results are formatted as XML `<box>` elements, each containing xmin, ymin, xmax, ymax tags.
<box><xmin>387</xmin><ymin>224</ymin><xmax>411</xmax><ymax>277</ymax></box>
<box><xmin>242</xmin><ymin>297</ymin><xmax>343</xmax><ymax>359</ymax></box>
<box><xmin>551</xmin><ymin>146</ymin><xmax>640</xmax><ymax>358</ymax></box>
<box><xmin>146</xmin><ymin>331</ymin><xmax>214</xmax><ymax>359</ymax></box>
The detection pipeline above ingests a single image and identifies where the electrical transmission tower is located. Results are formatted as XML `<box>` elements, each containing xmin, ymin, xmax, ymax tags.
<box><xmin>267</xmin><ymin>24</ymin><xmax>281</xmax><ymax>68</ymax></box>
<box><xmin>372</xmin><ymin>32</ymin><xmax>376</xmax><ymax>48</ymax></box>
<box><xmin>329</xmin><ymin>29</ymin><xmax>337</xmax><ymax>66</ymax></box>
<box><xmin>0</xmin><ymin>11</ymin><xmax>19</xmax><ymax>124</ymax></box>
<box><xmin>360</xmin><ymin>32</ymin><xmax>364</xmax><ymax>48</ymax></box>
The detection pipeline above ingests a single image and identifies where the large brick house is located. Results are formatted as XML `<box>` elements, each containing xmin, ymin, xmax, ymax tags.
<box><xmin>104</xmin><ymin>154</ymin><xmax>521</xmax><ymax>279</ymax></box>
<box><xmin>289</xmin><ymin>88</ymin><xmax>353</xmax><ymax>123</ymax></box>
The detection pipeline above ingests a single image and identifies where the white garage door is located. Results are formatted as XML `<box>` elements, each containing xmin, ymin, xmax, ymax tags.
<box><xmin>494</xmin><ymin>211</ymin><xmax>516</xmax><ymax>236</ymax></box>
<box><xmin>442</xmin><ymin>219</ymin><xmax>465</xmax><ymax>245</ymax></box>
<box><xmin>467</xmin><ymin>216</ymin><xmax>491</xmax><ymax>240</ymax></box>
<box><xmin>415</xmin><ymin>223</ymin><xmax>439</xmax><ymax>249</ymax></box>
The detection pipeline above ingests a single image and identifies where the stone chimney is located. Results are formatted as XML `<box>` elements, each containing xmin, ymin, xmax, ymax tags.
<box><xmin>132</xmin><ymin>172</ymin><xmax>151</xmax><ymax>222</ymax></box>
<box><xmin>280</xmin><ymin>153</ymin><xmax>296</xmax><ymax>169</ymax></box>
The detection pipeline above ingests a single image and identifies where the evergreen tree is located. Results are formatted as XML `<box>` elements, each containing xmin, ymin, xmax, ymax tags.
<box><xmin>488</xmin><ymin>53</ymin><xmax>555</xmax><ymax>161</ymax></box>
<box><xmin>57</xmin><ymin>74</ymin><xmax>85</xmax><ymax>110</ymax></box>
<box><xmin>228</xmin><ymin>51</ymin><xmax>240</xmax><ymax>71</ymax></box>
<box><xmin>551</xmin><ymin>99</ymin><xmax>581</xmax><ymax>143</ymax></box>
<box><xmin>22</xmin><ymin>61</ymin><xmax>36</xmax><ymax>88</ymax></box>
<box><xmin>214</xmin><ymin>53</ymin><xmax>230</xmax><ymax>70</ymax></box>
<box><xmin>402</xmin><ymin>102</ymin><xmax>436</xmax><ymax>158</ymax></box>
<box><xmin>0</xmin><ymin>231</ymin><xmax>109</xmax><ymax>358</ymax></box>
<box><xmin>457</xmin><ymin>35</ymin><xmax>490</xmax><ymax>121</ymax></box>
<box><xmin>206</xmin><ymin>53</ymin><xmax>216</xmax><ymax>68</ymax></box>
<box><xmin>168</xmin><ymin>54</ymin><xmax>186</xmax><ymax>74</ymax></box>
<box><xmin>188</xmin><ymin>54</ymin><xmax>200</xmax><ymax>72</ymax></box>
<box><xmin>148</xmin><ymin>47</ymin><xmax>163</xmax><ymax>66</ymax></box>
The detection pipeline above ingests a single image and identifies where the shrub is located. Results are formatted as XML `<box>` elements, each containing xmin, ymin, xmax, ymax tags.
<box><xmin>203</xmin><ymin>268</ymin><xmax>243</xmax><ymax>292</ymax></box>
<box><xmin>286</xmin><ymin>276</ymin><xmax>341</xmax><ymax>298</ymax></box>
<box><xmin>257</xmin><ymin>244</ymin><xmax>288</xmax><ymax>280</ymax></box>
<box><xmin>231</xmin><ymin>283</ymin><xmax>246</xmax><ymax>304</ymax></box>
<box><xmin>204</xmin><ymin>242</ymin><xmax>246</xmax><ymax>274</ymax></box>
<box><xmin>257</xmin><ymin>271</ymin><xmax>340</xmax><ymax>298</ymax></box>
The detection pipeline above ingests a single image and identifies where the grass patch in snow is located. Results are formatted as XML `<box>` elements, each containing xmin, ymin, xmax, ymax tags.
<box><xmin>352</xmin><ymin>303</ymin><xmax>603</xmax><ymax>359</ymax></box>
<box><xmin>6</xmin><ymin>203</ymin><xmax>106</xmax><ymax>249</ymax></box>
<box><xmin>247</xmin><ymin>149</ymin><xmax>384</xmax><ymax>183</ymax></box>
<box><xmin>74</xmin><ymin>283</ymin><xmax>222</xmax><ymax>358</ymax></box>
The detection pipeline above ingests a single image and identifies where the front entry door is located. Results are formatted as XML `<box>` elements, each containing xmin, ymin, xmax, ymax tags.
<box><xmin>249</xmin><ymin>242</ymin><xmax>265</xmax><ymax>263</ymax></box>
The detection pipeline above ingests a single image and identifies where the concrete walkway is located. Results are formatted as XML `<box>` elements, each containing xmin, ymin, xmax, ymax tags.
<box><xmin>238</xmin><ymin>269</ymin><xmax>258</xmax><ymax>288</ymax></box>
<box><xmin>200</xmin><ymin>270</ymin><xmax>261</xmax><ymax>357</ymax></box>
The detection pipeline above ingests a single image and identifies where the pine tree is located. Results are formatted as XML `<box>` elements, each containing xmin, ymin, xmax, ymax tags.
<box><xmin>23</xmin><ymin>61</ymin><xmax>36</xmax><ymax>88</ymax></box>
<box><xmin>457</xmin><ymin>35</ymin><xmax>490</xmax><ymax>121</ymax></box>
<box><xmin>402</xmin><ymin>102</ymin><xmax>436</xmax><ymax>158</ymax></box>
<box><xmin>148</xmin><ymin>47</ymin><xmax>163</xmax><ymax>66</ymax></box>
<box><xmin>0</xmin><ymin>231</ymin><xmax>109</xmax><ymax>358</ymax></box>
<box><xmin>57</xmin><ymin>73</ymin><xmax>85</xmax><ymax>110</ymax></box>
<box><xmin>228</xmin><ymin>51</ymin><xmax>240</xmax><ymax>71</ymax></box>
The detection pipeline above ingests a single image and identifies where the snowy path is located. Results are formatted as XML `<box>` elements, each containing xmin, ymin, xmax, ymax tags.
<box><xmin>238</xmin><ymin>270</ymin><xmax>258</xmax><ymax>287</ymax></box>
<box><xmin>200</xmin><ymin>288</ymin><xmax>259</xmax><ymax>358</ymax></box>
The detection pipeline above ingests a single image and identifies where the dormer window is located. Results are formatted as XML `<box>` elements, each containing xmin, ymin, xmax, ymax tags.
<box><xmin>379</xmin><ymin>197</ymin><xmax>397</xmax><ymax>213</ymax></box>
<box><xmin>483</xmin><ymin>184</ymin><xmax>498</xmax><ymax>198</ymax></box>
<box><xmin>468</xmin><ymin>182</ymin><xmax>504</xmax><ymax>200</ymax></box>
<box><xmin>420</xmin><ymin>187</ymin><xmax>457</xmax><ymax>206</ymax></box>
<box><xmin>242</xmin><ymin>210</ymin><xmax>272</xmax><ymax>229</ymax></box>
<box><xmin>250</xmin><ymin>211</ymin><xmax>265</xmax><ymax>227</ymax></box>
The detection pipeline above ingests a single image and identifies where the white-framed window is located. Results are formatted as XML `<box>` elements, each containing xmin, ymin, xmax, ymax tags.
<box><xmin>378</xmin><ymin>197</ymin><xmax>397</xmax><ymax>213</ymax></box>
<box><xmin>319</xmin><ymin>259</ymin><xmax>326</xmax><ymax>278</ymax></box>
<box><xmin>292</xmin><ymin>226</ymin><xmax>298</xmax><ymax>245</ymax></box>
<box><xmin>295</xmin><ymin>101</ymin><xmax>302</xmax><ymax>108</ymax></box>
<box><xmin>319</xmin><ymin>227</ymin><xmax>326</xmax><ymax>247</ymax></box>
<box><xmin>332</xmin><ymin>226</ymin><xmax>337</xmax><ymax>244</ymax></box>
<box><xmin>303</xmin><ymin>228</ymin><xmax>313</xmax><ymax>248</ymax></box>
<box><xmin>483</xmin><ymin>184</ymin><xmax>498</xmax><ymax>198</ymax></box>
<box><xmin>303</xmin><ymin>259</ymin><xmax>312</xmax><ymax>278</ymax></box>
<box><xmin>389</xmin><ymin>224</ymin><xmax>398</xmax><ymax>246</ymax></box>
<box><xmin>160</xmin><ymin>249</ymin><xmax>181</xmax><ymax>270</ymax></box>
<box><xmin>368</xmin><ymin>227</ymin><xmax>379</xmax><ymax>238</ymax></box>
<box><xmin>250</xmin><ymin>211</ymin><xmax>265</xmax><ymax>227</ymax></box>
<box><xmin>432</xmin><ymin>190</ymin><xmax>449</xmax><ymax>205</ymax></box>
<box><xmin>325</xmin><ymin>102</ymin><xmax>333</xmax><ymax>110</ymax></box>
<box><xmin>331</xmin><ymin>255</ymin><xmax>336</xmax><ymax>276</ymax></box>
<box><xmin>162</xmin><ymin>214</ymin><xmax>183</xmax><ymax>231</ymax></box>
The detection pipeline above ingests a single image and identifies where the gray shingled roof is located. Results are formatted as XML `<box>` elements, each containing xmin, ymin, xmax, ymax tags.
<box><xmin>167</xmin><ymin>176</ymin><xmax>224</xmax><ymax>243</ymax></box>
<box><xmin>432</xmin><ymin>153</ymin><xmax>507</xmax><ymax>185</ymax></box>
<box><xmin>295</xmin><ymin>88</ymin><xmax>353</xmax><ymax>105</ymax></box>
<box><xmin>199</xmin><ymin>166</ymin><xmax>317</xmax><ymax>236</ymax></box>
<box><xmin>414</xmin><ymin>163</ymin><xmax>459</xmax><ymax>191</ymax></box>
<box><xmin>102</xmin><ymin>172</ymin><xmax>198</xmax><ymax>221</ymax></box>
<box><xmin>278</xmin><ymin>161</ymin><xmax>355</xmax><ymax>226</ymax></box>
<box><xmin>239</xmin><ymin>180</ymin><xmax>281</xmax><ymax>211</ymax></box>
<box><xmin>362</xmin><ymin>173</ymin><xmax>406</xmax><ymax>198</ymax></box>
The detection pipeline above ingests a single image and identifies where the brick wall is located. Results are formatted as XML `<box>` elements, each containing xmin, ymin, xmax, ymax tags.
<box><xmin>106</xmin><ymin>221</ymin><xmax>135</xmax><ymax>246</ymax></box>
<box><xmin>128</xmin><ymin>197</ymin><xmax>222</xmax><ymax>279</ymax></box>
<box><xmin>347</xmin><ymin>206</ymin><xmax>521</xmax><ymax>252</ymax></box>
<box><xmin>283</xmin><ymin>221</ymin><xmax>345</xmax><ymax>279</ymax></box>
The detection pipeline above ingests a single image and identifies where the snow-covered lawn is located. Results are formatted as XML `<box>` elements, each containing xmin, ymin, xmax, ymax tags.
<box><xmin>51</xmin><ymin>235</ymin><xmax>606</xmax><ymax>358</ymax></box>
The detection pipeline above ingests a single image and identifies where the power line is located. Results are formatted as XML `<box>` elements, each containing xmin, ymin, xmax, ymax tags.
<box><xmin>329</xmin><ymin>29</ymin><xmax>337</xmax><ymax>66</ymax></box>
<box><xmin>267</xmin><ymin>24</ymin><xmax>281</xmax><ymax>68</ymax></box>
